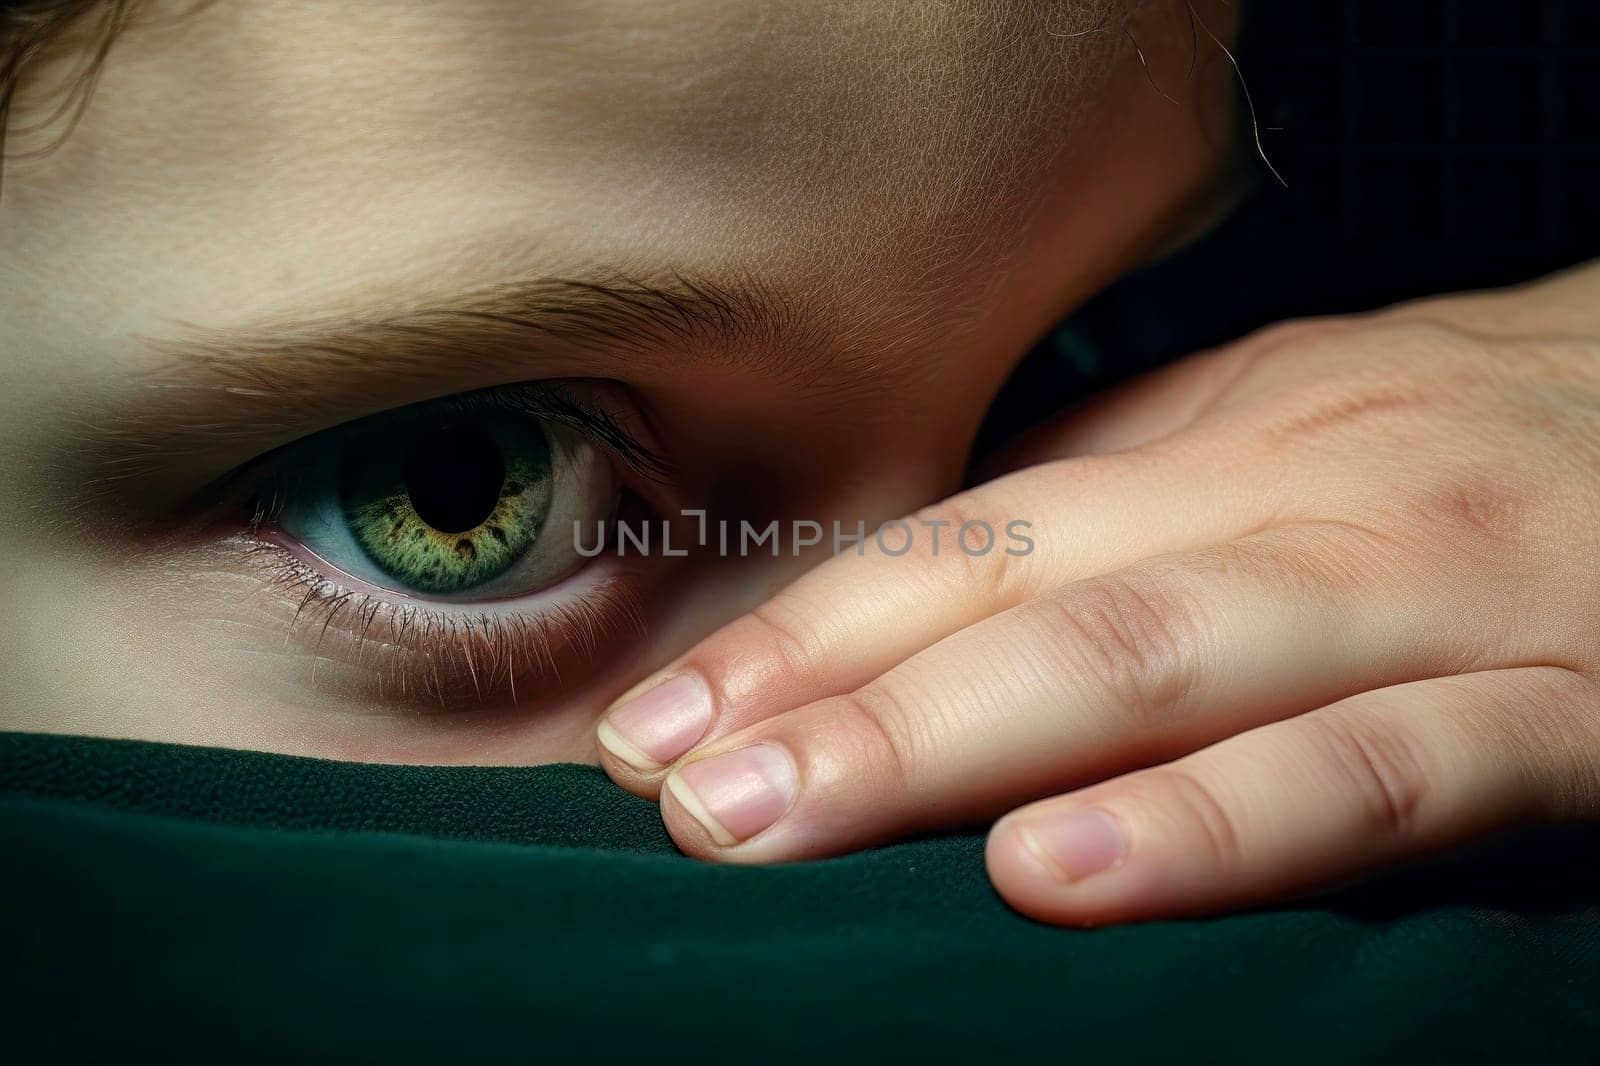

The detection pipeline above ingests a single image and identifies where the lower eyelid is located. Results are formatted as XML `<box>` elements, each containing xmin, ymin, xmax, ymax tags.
<box><xmin>233</xmin><ymin>533</ymin><xmax>655</xmax><ymax>711</ymax></box>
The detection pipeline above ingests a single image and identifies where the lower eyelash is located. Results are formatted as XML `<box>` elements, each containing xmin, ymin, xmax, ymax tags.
<box><xmin>238</xmin><ymin>535</ymin><xmax>648</xmax><ymax>710</ymax></box>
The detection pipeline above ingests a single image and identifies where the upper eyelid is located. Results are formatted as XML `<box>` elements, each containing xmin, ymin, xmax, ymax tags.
<box><xmin>243</xmin><ymin>379</ymin><xmax>673</xmax><ymax>531</ymax></box>
<box><xmin>64</xmin><ymin>272</ymin><xmax>784</xmax><ymax>523</ymax></box>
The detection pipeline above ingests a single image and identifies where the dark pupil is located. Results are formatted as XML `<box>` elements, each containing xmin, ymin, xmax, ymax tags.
<box><xmin>403</xmin><ymin>423</ymin><xmax>506</xmax><ymax>534</ymax></box>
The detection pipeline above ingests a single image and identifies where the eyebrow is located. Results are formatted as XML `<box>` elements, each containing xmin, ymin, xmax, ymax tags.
<box><xmin>77</xmin><ymin>270</ymin><xmax>833</xmax><ymax>499</ymax></box>
<box><xmin>151</xmin><ymin>270</ymin><xmax>809</xmax><ymax>415</ymax></box>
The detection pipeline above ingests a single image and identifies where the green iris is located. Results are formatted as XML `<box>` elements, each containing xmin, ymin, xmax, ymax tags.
<box><xmin>338</xmin><ymin>416</ymin><xmax>553</xmax><ymax>595</ymax></box>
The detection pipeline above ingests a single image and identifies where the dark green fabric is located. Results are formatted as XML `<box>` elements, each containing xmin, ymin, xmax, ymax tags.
<box><xmin>3</xmin><ymin>731</ymin><xmax>1598</xmax><ymax>1063</ymax></box>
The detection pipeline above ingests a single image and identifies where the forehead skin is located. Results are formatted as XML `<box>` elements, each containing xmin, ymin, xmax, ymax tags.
<box><xmin>4</xmin><ymin>0</ymin><xmax>1113</xmax><ymax>335</ymax></box>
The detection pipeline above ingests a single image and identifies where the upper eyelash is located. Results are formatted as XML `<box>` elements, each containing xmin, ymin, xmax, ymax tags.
<box><xmin>460</xmin><ymin>383</ymin><xmax>672</xmax><ymax>483</ymax></box>
<box><xmin>246</xmin><ymin>380</ymin><xmax>666</xmax><ymax>530</ymax></box>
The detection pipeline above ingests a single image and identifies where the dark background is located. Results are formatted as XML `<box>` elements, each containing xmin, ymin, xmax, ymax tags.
<box><xmin>980</xmin><ymin>0</ymin><xmax>1600</xmax><ymax>454</ymax></box>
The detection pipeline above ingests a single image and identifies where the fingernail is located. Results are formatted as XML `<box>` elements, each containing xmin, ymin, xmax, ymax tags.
<box><xmin>597</xmin><ymin>672</ymin><xmax>715</xmax><ymax>771</ymax></box>
<box><xmin>664</xmin><ymin>743</ymin><xmax>797</xmax><ymax>846</ymax></box>
<box><xmin>1014</xmin><ymin>807</ymin><xmax>1126</xmax><ymax>883</ymax></box>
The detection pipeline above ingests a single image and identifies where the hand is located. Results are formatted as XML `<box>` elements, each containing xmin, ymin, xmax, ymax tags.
<box><xmin>595</xmin><ymin>262</ymin><xmax>1600</xmax><ymax>925</ymax></box>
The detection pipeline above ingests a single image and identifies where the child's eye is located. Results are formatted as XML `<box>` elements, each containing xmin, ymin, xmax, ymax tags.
<box><xmin>218</xmin><ymin>380</ymin><xmax>676</xmax><ymax>709</ymax></box>
<box><xmin>270</xmin><ymin>404</ymin><xmax>615</xmax><ymax>601</ymax></box>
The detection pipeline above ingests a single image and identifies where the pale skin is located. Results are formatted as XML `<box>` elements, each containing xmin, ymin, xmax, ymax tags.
<box><xmin>2</xmin><ymin>0</ymin><xmax>1228</xmax><ymax>760</ymax></box>
<box><xmin>3</xmin><ymin>0</ymin><xmax>1597</xmax><ymax>926</ymax></box>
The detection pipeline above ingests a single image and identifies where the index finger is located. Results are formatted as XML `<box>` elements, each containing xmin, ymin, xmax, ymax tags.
<box><xmin>596</xmin><ymin>439</ymin><xmax>1253</xmax><ymax>794</ymax></box>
